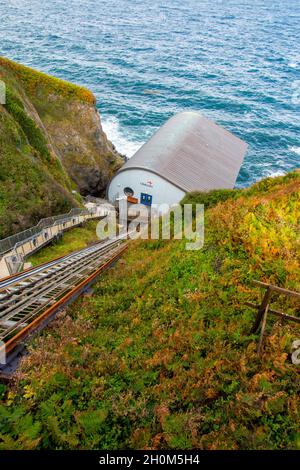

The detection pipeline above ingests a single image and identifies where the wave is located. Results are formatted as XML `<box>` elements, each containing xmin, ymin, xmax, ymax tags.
<box><xmin>290</xmin><ymin>146</ymin><xmax>300</xmax><ymax>156</ymax></box>
<box><xmin>101</xmin><ymin>116</ymin><xmax>143</xmax><ymax>158</ymax></box>
<box><xmin>265</xmin><ymin>170</ymin><xmax>286</xmax><ymax>178</ymax></box>
<box><xmin>288</xmin><ymin>56</ymin><xmax>300</xmax><ymax>68</ymax></box>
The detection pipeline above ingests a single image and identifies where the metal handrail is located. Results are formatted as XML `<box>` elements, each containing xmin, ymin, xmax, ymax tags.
<box><xmin>0</xmin><ymin>208</ymin><xmax>90</xmax><ymax>256</ymax></box>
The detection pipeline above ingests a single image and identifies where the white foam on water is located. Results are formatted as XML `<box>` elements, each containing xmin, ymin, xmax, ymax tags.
<box><xmin>288</xmin><ymin>58</ymin><xmax>300</xmax><ymax>68</ymax></box>
<box><xmin>290</xmin><ymin>146</ymin><xmax>300</xmax><ymax>156</ymax></box>
<box><xmin>101</xmin><ymin>116</ymin><xmax>143</xmax><ymax>158</ymax></box>
<box><xmin>265</xmin><ymin>170</ymin><xmax>286</xmax><ymax>178</ymax></box>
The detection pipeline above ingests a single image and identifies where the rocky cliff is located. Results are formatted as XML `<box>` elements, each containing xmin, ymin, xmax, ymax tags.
<box><xmin>0</xmin><ymin>56</ymin><xmax>123</xmax><ymax>238</ymax></box>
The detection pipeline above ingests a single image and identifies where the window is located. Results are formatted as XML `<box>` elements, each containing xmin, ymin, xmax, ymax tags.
<box><xmin>124</xmin><ymin>187</ymin><xmax>134</xmax><ymax>197</ymax></box>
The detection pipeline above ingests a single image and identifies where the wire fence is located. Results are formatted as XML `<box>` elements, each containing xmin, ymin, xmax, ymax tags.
<box><xmin>0</xmin><ymin>208</ymin><xmax>91</xmax><ymax>256</ymax></box>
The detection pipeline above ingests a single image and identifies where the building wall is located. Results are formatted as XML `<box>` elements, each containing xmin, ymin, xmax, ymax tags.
<box><xmin>108</xmin><ymin>169</ymin><xmax>185</xmax><ymax>208</ymax></box>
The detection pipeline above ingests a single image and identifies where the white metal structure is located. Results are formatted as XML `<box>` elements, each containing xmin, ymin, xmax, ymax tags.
<box><xmin>108</xmin><ymin>111</ymin><xmax>248</xmax><ymax>207</ymax></box>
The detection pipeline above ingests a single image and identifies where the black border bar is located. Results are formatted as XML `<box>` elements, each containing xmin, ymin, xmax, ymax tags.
<box><xmin>0</xmin><ymin>450</ymin><xmax>299</xmax><ymax>469</ymax></box>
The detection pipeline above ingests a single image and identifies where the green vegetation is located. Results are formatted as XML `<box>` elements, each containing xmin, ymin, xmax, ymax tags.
<box><xmin>5</xmin><ymin>86</ymin><xmax>51</xmax><ymax>162</ymax></box>
<box><xmin>181</xmin><ymin>171</ymin><xmax>300</xmax><ymax>210</ymax></box>
<box><xmin>0</xmin><ymin>57</ymin><xmax>83</xmax><ymax>238</ymax></box>
<box><xmin>28</xmin><ymin>220</ymin><xmax>100</xmax><ymax>266</ymax></box>
<box><xmin>0</xmin><ymin>56</ymin><xmax>122</xmax><ymax>237</ymax></box>
<box><xmin>181</xmin><ymin>188</ymin><xmax>240</xmax><ymax>210</ymax></box>
<box><xmin>0</xmin><ymin>172</ymin><xmax>299</xmax><ymax>450</ymax></box>
<box><xmin>0</xmin><ymin>106</ymin><xmax>75</xmax><ymax>238</ymax></box>
<box><xmin>0</xmin><ymin>56</ymin><xmax>95</xmax><ymax>105</ymax></box>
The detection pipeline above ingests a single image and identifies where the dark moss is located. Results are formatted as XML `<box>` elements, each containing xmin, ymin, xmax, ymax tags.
<box><xmin>5</xmin><ymin>87</ymin><xmax>51</xmax><ymax>162</ymax></box>
<box><xmin>0</xmin><ymin>100</ymin><xmax>76</xmax><ymax>238</ymax></box>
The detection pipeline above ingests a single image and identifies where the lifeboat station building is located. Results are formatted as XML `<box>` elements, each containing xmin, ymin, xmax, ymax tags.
<box><xmin>108</xmin><ymin>111</ymin><xmax>248</xmax><ymax>207</ymax></box>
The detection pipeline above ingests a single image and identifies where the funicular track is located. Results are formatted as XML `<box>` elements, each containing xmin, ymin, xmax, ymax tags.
<box><xmin>0</xmin><ymin>236</ymin><xmax>128</xmax><ymax>372</ymax></box>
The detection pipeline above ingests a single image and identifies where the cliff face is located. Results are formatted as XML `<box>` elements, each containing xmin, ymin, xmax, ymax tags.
<box><xmin>0</xmin><ymin>57</ymin><xmax>123</xmax><ymax>238</ymax></box>
<box><xmin>39</xmin><ymin>98</ymin><xmax>122</xmax><ymax>196</ymax></box>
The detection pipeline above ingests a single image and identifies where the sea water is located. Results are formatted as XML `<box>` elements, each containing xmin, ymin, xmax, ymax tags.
<box><xmin>0</xmin><ymin>0</ymin><xmax>299</xmax><ymax>186</ymax></box>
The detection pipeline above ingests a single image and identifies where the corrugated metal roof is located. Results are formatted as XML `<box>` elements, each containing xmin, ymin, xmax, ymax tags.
<box><xmin>116</xmin><ymin>111</ymin><xmax>248</xmax><ymax>192</ymax></box>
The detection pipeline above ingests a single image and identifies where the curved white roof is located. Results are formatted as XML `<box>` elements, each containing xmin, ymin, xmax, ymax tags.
<box><xmin>115</xmin><ymin>111</ymin><xmax>248</xmax><ymax>192</ymax></box>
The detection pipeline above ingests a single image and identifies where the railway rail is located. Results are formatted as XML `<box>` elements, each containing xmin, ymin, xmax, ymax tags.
<box><xmin>0</xmin><ymin>236</ymin><xmax>128</xmax><ymax>372</ymax></box>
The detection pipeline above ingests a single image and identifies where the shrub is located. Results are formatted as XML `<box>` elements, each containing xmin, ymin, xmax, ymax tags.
<box><xmin>181</xmin><ymin>188</ymin><xmax>240</xmax><ymax>210</ymax></box>
<box><xmin>5</xmin><ymin>87</ymin><xmax>51</xmax><ymax>162</ymax></box>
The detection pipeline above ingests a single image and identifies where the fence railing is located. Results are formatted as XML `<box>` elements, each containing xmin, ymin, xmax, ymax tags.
<box><xmin>0</xmin><ymin>208</ymin><xmax>91</xmax><ymax>256</ymax></box>
<box><xmin>246</xmin><ymin>280</ymin><xmax>300</xmax><ymax>356</ymax></box>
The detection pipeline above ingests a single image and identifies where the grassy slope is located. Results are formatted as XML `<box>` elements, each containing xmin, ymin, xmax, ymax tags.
<box><xmin>0</xmin><ymin>172</ymin><xmax>299</xmax><ymax>450</ymax></box>
<box><xmin>0</xmin><ymin>107</ymin><xmax>77</xmax><ymax>239</ymax></box>
<box><xmin>0</xmin><ymin>57</ymin><xmax>123</xmax><ymax>195</ymax></box>
<box><xmin>0</xmin><ymin>57</ymin><xmax>95</xmax><ymax>104</ymax></box>
<box><xmin>0</xmin><ymin>57</ymin><xmax>85</xmax><ymax>238</ymax></box>
<box><xmin>28</xmin><ymin>221</ymin><xmax>100</xmax><ymax>266</ymax></box>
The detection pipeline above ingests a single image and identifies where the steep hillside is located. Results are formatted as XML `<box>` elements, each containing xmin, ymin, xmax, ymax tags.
<box><xmin>0</xmin><ymin>172</ymin><xmax>299</xmax><ymax>450</ymax></box>
<box><xmin>0</xmin><ymin>57</ymin><xmax>122</xmax><ymax>238</ymax></box>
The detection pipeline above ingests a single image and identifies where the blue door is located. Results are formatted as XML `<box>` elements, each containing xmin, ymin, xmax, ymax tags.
<box><xmin>140</xmin><ymin>193</ymin><xmax>152</xmax><ymax>206</ymax></box>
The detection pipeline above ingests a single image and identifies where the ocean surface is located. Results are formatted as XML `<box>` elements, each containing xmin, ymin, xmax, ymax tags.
<box><xmin>0</xmin><ymin>0</ymin><xmax>299</xmax><ymax>186</ymax></box>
